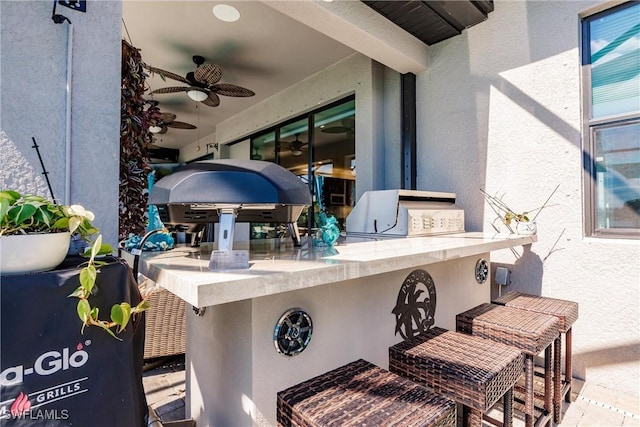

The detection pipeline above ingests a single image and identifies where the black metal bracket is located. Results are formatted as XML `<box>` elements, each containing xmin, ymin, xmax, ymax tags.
<box><xmin>193</xmin><ymin>306</ymin><xmax>206</xmax><ymax>316</ymax></box>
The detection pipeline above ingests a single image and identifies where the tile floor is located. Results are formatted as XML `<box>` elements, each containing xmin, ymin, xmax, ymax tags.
<box><xmin>142</xmin><ymin>355</ymin><xmax>640</xmax><ymax>426</ymax></box>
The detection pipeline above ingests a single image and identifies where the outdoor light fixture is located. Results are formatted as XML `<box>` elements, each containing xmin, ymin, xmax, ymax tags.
<box><xmin>52</xmin><ymin>0</ymin><xmax>86</xmax><ymax>24</ymax></box>
<box><xmin>188</xmin><ymin>90</ymin><xmax>209</xmax><ymax>102</ymax></box>
<box><xmin>149</xmin><ymin>125</ymin><xmax>162</xmax><ymax>134</ymax></box>
<box><xmin>213</xmin><ymin>4</ymin><xmax>240</xmax><ymax>22</ymax></box>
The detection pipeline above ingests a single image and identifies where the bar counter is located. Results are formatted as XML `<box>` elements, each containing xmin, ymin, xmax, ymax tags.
<box><xmin>132</xmin><ymin>231</ymin><xmax>536</xmax><ymax>427</ymax></box>
<box><xmin>135</xmin><ymin>232</ymin><xmax>536</xmax><ymax>309</ymax></box>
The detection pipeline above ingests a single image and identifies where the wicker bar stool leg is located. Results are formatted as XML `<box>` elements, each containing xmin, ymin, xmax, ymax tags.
<box><xmin>503</xmin><ymin>388</ymin><xmax>514</xmax><ymax>427</ymax></box>
<box><xmin>525</xmin><ymin>355</ymin><xmax>535</xmax><ymax>427</ymax></box>
<box><xmin>565</xmin><ymin>328</ymin><xmax>573</xmax><ymax>402</ymax></box>
<box><xmin>464</xmin><ymin>407</ymin><xmax>483</xmax><ymax>427</ymax></box>
<box><xmin>554</xmin><ymin>336</ymin><xmax>562</xmax><ymax>423</ymax></box>
<box><xmin>544</xmin><ymin>345</ymin><xmax>552</xmax><ymax>417</ymax></box>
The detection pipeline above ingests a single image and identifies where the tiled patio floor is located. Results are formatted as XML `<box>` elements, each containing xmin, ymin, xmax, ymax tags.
<box><xmin>143</xmin><ymin>355</ymin><xmax>640</xmax><ymax>426</ymax></box>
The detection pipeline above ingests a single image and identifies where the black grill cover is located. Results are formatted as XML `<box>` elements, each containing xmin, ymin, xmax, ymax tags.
<box><xmin>148</xmin><ymin>159</ymin><xmax>311</xmax><ymax>226</ymax></box>
<box><xmin>0</xmin><ymin>256</ymin><xmax>147</xmax><ymax>426</ymax></box>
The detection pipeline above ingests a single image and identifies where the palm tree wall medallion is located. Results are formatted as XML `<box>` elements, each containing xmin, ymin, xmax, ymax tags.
<box><xmin>392</xmin><ymin>269</ymin><xmax>436</xmax><ymax>339</ymax></box>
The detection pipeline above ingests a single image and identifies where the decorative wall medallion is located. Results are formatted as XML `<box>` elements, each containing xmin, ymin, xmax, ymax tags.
<box><xmin>273</xmin><ymin>308</ymin><xmax>313</xmax><ymax>356</ymax></box>
<box><xmin>392</xmin><ymin>269</ymin><xmax>436</xmax><ymax>339</ymax></box>
<box><xmin>475</xmin><ymin>258</ymin><xmax>489</xmax><ymax>284</ymax></box>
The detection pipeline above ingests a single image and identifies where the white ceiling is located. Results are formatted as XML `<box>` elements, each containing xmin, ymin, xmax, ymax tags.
<box><xmin>121</xmin><ymin>1</ymin><xmax>357</xmax><ymax>150</ymax></box>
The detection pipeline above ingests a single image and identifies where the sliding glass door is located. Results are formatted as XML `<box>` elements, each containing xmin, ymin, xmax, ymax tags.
<box><xmin>249</xmin><ymin>96</ymin><xmax>355</xmax><ymax>239</ymax></box>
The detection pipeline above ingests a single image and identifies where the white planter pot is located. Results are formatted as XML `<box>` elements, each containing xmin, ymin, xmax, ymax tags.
<box><xmin>0</xmin><ymin>232</ymin><xmax>71</xmax><ymax>274</ymax></box>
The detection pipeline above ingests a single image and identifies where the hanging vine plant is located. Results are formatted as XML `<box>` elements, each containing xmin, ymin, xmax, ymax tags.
<box><xmin>120</xmin><ymin>40</ymin><xmax>152</xmax><ymax>241</ymax></box>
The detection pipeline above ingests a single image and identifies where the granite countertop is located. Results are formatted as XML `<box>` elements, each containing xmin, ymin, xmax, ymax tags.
<box><xmin>131</xmin><ymin>232</ymin><xmax>536</xmax><ymax>308</ymax></box>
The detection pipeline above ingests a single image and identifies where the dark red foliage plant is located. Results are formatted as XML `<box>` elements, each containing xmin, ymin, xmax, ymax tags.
<box><xmin>120</xmin><ymin>40</ymin><xmax>153</xmax><ymax>241</ymax></box>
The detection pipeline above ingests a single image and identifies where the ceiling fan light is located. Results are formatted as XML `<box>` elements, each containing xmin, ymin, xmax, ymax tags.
<box><xmin>291</xmin><ymin>149</ymin><xmax>303</xmax><ymax>156</ymax></box>
<box><xmin>149</xmin><ymin>125</ymin><xmax>162</xmax><ymax>134</ymax></box>
<box><xmin>188</xmin><ymin>90</ymin><xmax>209</xmax><ymax>102</ymax></box>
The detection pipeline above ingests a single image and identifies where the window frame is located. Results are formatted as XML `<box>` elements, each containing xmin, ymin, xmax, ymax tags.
<box><xmin>580</xmin><ymin>1</ymin><xmax>640</xmax><ymax>239</ymax></box>
<box><xmin>225</xmin><ymin>95</ymin><xmax>356</xmax><ymax>237</ymax></box>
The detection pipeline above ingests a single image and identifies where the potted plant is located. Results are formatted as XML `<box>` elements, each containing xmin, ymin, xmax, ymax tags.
<box><xmin>481</xmin><ymin>185</ymin><xmax>559</xmax><ymax>235</ymax></box>
<box><xmin>0</xmin><ymin>190</ymin><xmax>99</xmax><ymax>273</ymax></box>
<box><xmin>0</xmin><ymin>190</ymin><xmax>148</xmax><ymax>338</ymax></box>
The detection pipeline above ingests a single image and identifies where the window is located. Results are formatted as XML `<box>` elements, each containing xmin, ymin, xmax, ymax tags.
<box><xmin>582</xmin><ymin>2</ymin><xmax>640</xmax><ymax>238</ymax></box>
<box><xmin>247</xmin><ymin>96</ymin><xmax>356</xmax><ymax>239</ymax></box>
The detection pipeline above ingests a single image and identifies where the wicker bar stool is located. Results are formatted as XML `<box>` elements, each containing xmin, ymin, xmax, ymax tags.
<box><xmin>456</xmin><ymin>303</ymin><xmax>560</xmax><ymax>427</ymax></box>
<box><xmin>389</xmin><ymin>327</ymin><xmax>524</xmax><ymax>427</ymax></box>
<box><xmin>493</xmin><ymin>292</ymin><xmax>579</xmax><ymax>423</ymax></box>
<box><xmin>277</xmin><ymin>359</ymin><xmax>457</xmax><ymax>427</ymax></box>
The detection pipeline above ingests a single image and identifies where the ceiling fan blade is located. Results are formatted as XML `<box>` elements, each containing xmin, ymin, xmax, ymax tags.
<box><xmin>202</xmin><ymin>92</ymin><xmax>221</xmax><ymax>107</ymax></box>
<box><xmin>321</xmin><ymin>126</ymin><xmax>351</xmax><ymax>134</ymax></box>
<box><xmin>158</xmin><ymin>112</ymin><xmax>177</xmax><ymax>123</ymax></box>
<box><xmin>146</xmin><ymin>66</ymin><xmax>190</xmax><ymax>84</ymax></box>
<box><xmin>212</xmin><ymin>83</ymin><xmax>255</xmax><ymax>97</ymax></box>
<box><xmin>159</xmin><ymin>125</ymin><xmax>168</xmax><ymax>135</ymax></box>
<box><xmin>150</xmin><ymin>86</ymin><xmax>189</xmax><ymax>94</ymax></box>
<box><xmin>167</xmin><ymin>121</ymin><xmax>197</xmax><ymax>130</ymax></box>
<box><xmin>194</xmin><ymin>63</ymin><xmax>223</xmax><ymax>86</ymax></box>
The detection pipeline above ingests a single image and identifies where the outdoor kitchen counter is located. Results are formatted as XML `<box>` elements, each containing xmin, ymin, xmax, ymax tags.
<box><xmin>135</xmin><ymin>232</ymin><xmax>536</xmax><ymax>309</ymax></box>
<box><xmin>131</xmin><ymin>231</ymin><xmax>537</xmax><ymax>427</ymax></box>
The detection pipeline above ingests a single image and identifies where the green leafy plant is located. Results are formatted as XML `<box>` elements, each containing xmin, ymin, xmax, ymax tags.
<box><xmin>1</xmin><ymin>189</ymin><xmax>149</xmax><ymax>338</ymax></box>
<box><xmin>0</xmin><ymin>190</ymin><xmax>98</xmax><ymax>239</ymax></box>
<box><xmin>69</xmin><ymin>235</ymin><xmax>149</xmax><ymax>340</ymax></box>
<box><xmin>481</xmin><ymin>185</ymin><xmax>559</xmax><ymax>233</ymax></box>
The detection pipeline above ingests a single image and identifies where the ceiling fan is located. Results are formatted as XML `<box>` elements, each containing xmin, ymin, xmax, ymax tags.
<box><xmin>146</xmin><ymin>55</ymin><xmax>255</xmax><ymax>107</ymax></box>
<box><xmin>286</xmin><ymin>134</ymin><xmax>307</xmax><ymax>156</ymax></box>
<box><xmin>145</xmin><ymin>101</ymin><xmax>197</xmax><ymax>134</ymax></box>
<box><xmin>321</xmin><ymin>117</ymin><xmax>355</xmax><ymax>136</ymax></box>
<box><xmin>149</xmin><ymin>112</ymin><xmax>197</xmax><ymax>134</ymax></box>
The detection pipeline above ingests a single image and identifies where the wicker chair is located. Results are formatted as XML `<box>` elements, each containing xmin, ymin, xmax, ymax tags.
<box><xmin>138</xmin><ymin>276</ymin><xmax>187</xmax><ymax>360</ymax></box>
<box><xmin>456</xmin><ymin>303</ymin><xmax>560</xmax><ymax>427</ymax></box>
<box><xmin>389</xmin><ymin>327</ymin><xmax>524</xmax><ymax>427</ymax></box>
<box><xmin>277</xmin><ymin>359</ymin><xmax>456</xmax><ymax>426</ymax></box>
<box><xmin>493</xmin><ymin>292</ymin><xmax>579</xmax><ymax>423</ymax></box>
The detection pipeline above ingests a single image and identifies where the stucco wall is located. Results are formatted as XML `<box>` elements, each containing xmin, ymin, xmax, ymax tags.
<box><xmin>1</xmin><ymin>1</ymin><xmax>121</xmax><ymax>246</ymax></box>
<box><xmin>417</xmin><ymin>0</ymin><xmax>639</xmax><ymax>397</ymax></box>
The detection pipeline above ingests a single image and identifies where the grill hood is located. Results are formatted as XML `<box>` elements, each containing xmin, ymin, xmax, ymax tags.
<box><xmin>149</xmin><ymin>159</ymin><xmax>311</xmax><ymax>249</ymax></box>
<box><xmin>150</xmin><ymin>159</ymin><xmax>311</xmax><ymax>225</ymax></box>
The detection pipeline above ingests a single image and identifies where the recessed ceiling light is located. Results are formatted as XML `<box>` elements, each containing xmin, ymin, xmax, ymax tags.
<box><xmin>213</xmin><ymin>4</ymin><xmax>240</xmax><ymax>22</ymax></box>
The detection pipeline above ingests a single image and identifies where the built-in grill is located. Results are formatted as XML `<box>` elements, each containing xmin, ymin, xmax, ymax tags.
<box><xmin>149</xmin><ymin>159</ymin><xmax>311</xmax><ymax>267</ymax></box>
<box><xmin>346</xmin><ymin>189</ymin><xmax>464</xmax><ymax>237</ymax></box>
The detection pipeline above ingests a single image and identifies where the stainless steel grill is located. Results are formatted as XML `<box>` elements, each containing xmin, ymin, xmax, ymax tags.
<box><xmin>346</xmin><ymin>189</ymin><xmax>464</xmax><ymax>237</ymax></box>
